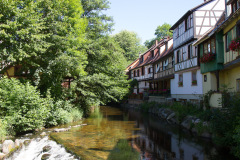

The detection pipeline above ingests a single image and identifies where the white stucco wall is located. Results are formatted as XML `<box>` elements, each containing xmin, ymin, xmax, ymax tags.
<box><xmin>171</xmin><ymin>69</ymin><xmax>203</xmax><ymax>100</ymax></box>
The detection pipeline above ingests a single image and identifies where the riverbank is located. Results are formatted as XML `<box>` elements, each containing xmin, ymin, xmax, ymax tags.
<box><xmin>122</xmin><ymin>96</ymin><xmax>240</xmax><ymax>159</ymax></box>
<box><xmin>121</xmin><ymin>102</ymin><xmax>212</xmax><ymax>139</ymax></box>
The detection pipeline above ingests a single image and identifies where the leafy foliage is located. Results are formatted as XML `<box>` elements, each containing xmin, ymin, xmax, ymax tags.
<box><xmin>144</xmin><ymin>23</ymin><xmax>172</xmax><ymax>48</ymax></box>
<box><xmin>0</xmin><ymin>77</ymin><xmax>51</xmax><ymax>134</ymax></box>
<box><xmin>113</xmin><ymin>30</ymin><xmax>146</xmax><ymax>62</ymax></box>
<box><xmin>0</xmin><ymin>0</ymin><xmax>88</xmax><ymax>98</ymax></box>
<box><xmin>0</xmin><ymin>119</ymin><xmax>7</xmax><ymax>142</ymax></box>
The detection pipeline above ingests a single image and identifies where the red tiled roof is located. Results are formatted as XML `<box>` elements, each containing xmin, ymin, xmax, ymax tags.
<box><xmin>129</xmin><ymin>37</ymin><xmax>173</xmax><ymax>71</ymax></box>
<box><xmin>152</xmin><ymin>45</ymin><xmax>174</xmax><ymax>63</ymax></box>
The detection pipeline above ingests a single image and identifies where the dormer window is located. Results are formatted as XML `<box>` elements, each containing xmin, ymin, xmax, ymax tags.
<box><xmin>165</xmin><ymin>42</ymin><xmax>168</xmax><ymax>51</ymax></box>
<box><xmin>140</xmin><ymin>55</ymin><xmax>144</xmax><ymax>63</ymax></box>
<box><xmin>151</xmin><ymin>50</ymin><xmax>154</xmax><ymax>58</ymax></box>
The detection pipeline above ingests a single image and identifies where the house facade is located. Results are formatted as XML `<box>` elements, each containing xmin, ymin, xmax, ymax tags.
<box><xmin>170</xmin><ymin>0</ymin><xmax>225</xmax><ymax>102</ymax></box>
<box><xmin>129</xmin><ymin>38</ymin><xmax>173</xmax><ymax>94</ymax></box>
<box><xmin>151</xmin><ymin>38</ymin><xmax>174</xmax><ymax>96</ymax></box>
<box><xmin>192</xmin><ymin>0</ymin><xmax>240</xmax><ymax>107</ymax></box>
<box><xmin>219</xmin><ymin>0</ymin><xmax>240</xmax><ymax>93</ymax></box>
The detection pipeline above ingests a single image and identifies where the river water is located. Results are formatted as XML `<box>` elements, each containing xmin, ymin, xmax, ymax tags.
<box><xmin>49</xmin><ymin>106</ymin><xmax>231</xmax><ymax>160</ymax></box>
<box><xmin>9</xmin><ymin>106</ymin><xmax>234</xmax><ymax>160</ymax></box>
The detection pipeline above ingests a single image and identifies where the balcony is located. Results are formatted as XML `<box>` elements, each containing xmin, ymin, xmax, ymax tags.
<box><xmin>154</xmin><ymin>68</ymin><xmax>174</xmax><ymax>79</ymax></box>
<box><xmin>132</xmin><ymin>73</ymin><xmax>153</xmax><ymax>81</ymax></box>
<box><xmin>175</xmin><ymin>57</ymin><xmax>198</xmax><ymax>72</ymax></box>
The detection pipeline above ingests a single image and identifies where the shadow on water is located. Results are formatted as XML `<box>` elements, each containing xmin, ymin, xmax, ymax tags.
<box><xmin>50</xmin><ymin>106</ymin><xmax>236</xmax><ymax>160</ymax></box>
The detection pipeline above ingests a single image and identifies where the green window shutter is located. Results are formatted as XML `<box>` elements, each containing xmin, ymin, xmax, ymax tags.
<box><xmin>233</xmin><ymin>26</ymin><xmax>237</xmax><ymax>39</ymax></box>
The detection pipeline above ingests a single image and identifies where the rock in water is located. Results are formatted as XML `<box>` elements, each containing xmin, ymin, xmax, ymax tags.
<box><xmin>40</xmin><ymin>132</ymin><xmax>47</xmax><ymax>137</ymax></box>
<box><xmin>0</xmin><ymin>152</ymin><xmax>6</xmax><ymax>159</ymax></box>
<box><xmin>41</xmin><ymin>153</ymin><xmax>51</xmax><ymax>160</ymax></box>
<box><xmin>23</xmin><ymin>140</ymin><xmax>31</xmax><ymax>146</ymax></box>
<box><xmin>42</xmin><ymin>145</ymin><xmax>52</xmax><ymax>152</ymax></box>
<box><xmin>2</xmin><ymin>140</ymin><xmax>15</xmax><ymax>154</ymax></box>
<box><xmin>53</xmin><ymin>128</ymin><xmax>70</xmax><ymax>132</ymax></box>
<box><xmin>14</xmin><ymin>139</ymin><xmax>20</xmax><ymax>148</ymax></box>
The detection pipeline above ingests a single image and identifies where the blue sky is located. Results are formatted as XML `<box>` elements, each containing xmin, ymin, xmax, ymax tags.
<box><xmin>105</xmin><ymin>0</ymin><xmax>204</xmax><ymax>44</ymax></box>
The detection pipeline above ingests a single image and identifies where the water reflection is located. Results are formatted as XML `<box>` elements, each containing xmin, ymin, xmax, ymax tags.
<box><xmin>50</xmin><ymin>106</ymin><xmax>227</xmax><ymax>160</ymax></box>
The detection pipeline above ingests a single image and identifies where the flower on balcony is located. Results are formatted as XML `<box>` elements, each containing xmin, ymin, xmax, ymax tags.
<box><xmin>200</xmin><ymin>53</ymin><xmax>216</xmax><ymax>63</ymax></box>
<box><xmin>178</xmin><ymin>81</ymin><xmax>183</xmax><ymax>86</ymax></box>
<box><xmin>148</xmin><ymin>90</ymin><xmax>153</xmax><ymax>94</ymax></box>
<box><xmin>192</xmin><ymin>80</ymin><xmax>197</xmax><ymax>85</ymax></box>
<box><xmin>229</xmin><ymin>37</ymin><xmax>240</xmax><ymax>51</ymax></box>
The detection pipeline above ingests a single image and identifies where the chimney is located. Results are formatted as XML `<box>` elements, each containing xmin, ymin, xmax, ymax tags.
<box><xmin>155</xmin><ymin>39</ymin><xmax>158</xmax><ymax>46</ymax></box>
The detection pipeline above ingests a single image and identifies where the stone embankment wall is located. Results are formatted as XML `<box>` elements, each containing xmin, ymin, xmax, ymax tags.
<box><xmin>121</xmin><ymin>103</ymin><xmax>212</xmax><ymax>139</ymax></box>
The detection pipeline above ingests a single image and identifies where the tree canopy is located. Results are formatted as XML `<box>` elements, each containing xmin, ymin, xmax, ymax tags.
<box><xmin>144</xmin><ymin>23</ymin><xmax>173</xmax><ymax>49</ymax></box>
<box><xmin>0</xmin><ymin>0</ymin><xmax>130</xmax><ymax>115</ymax></box>
<box><xmin>113</xmin><ymin>30</ymin><xmax>147</xmax><ymax>63</ymax></box>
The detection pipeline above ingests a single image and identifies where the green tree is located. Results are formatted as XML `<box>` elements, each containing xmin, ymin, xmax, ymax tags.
<box><xmin>144</xmin><ymin>23</ymin><xmax>172</xmax><ymax>48</ymax></box>
<box><xmin>113</xmin><ymin>30</ymin><xmax>146</xmax><ymax>62</ymax></box>
<box><xmin>0</xmin><ymin>0</ymin><xmax>87</xmax><ymax>98</ymax></box>
<box><xmin>68</xmin><ymin>0</ymin><xmax>130</xmax><ymax>114</ymax></box>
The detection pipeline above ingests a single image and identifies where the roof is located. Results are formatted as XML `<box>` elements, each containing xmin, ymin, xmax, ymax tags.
<box><xmin>170</xmin><ymin>0</ymin><xmax>214</xmax><ymax>30</ymax></box>
<box><xmin>215</xmin><ymin>8</ymin><xmax>240</xmax><ymax>32</ymax></box>
<box><xmin>129</xmin><ymin>37</ymin><xmax>173</xmax><ymax>71</ymax></box>
<box><xmin>152</xmin><ymin>45</ymin><xmax>174</xmax><ymax>63</ymax></box>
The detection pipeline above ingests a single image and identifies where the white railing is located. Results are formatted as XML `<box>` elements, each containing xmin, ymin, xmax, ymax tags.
<box><xmin>175</xmin><ymin>57</ymin><xmax>198</xmax><ymax>72</ymax></box>
<box><xmin>132</xmin><ymin>73</ymin><xmax>153</xmax><ymax>81</ymax></box>
<box><xmin>173</xmin><ymin>28</ymin><xmax>194</xmax><ymax>49</ymax></box>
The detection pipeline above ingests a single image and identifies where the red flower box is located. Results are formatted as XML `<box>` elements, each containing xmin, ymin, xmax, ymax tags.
<box><xmin>229</xmin><ymin>37</ymin><xmax>240</xmax><ymax>51</ymax></box>
<box><xmin>200</xmin><ymin>53</ymin><xmax>216</xmax><ymax>63</ymax></box>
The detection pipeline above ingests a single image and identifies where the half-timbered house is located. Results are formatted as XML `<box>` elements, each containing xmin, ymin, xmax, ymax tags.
<box><xmin>193</xmin><ymin>13</ymin><xmax>225</xmax><ymax>107</ymax></box>
<box><xmin>150</xmin><ymin>38</ymin><xmax>174</xmax><ymax>96</ymax></box>
<box><xmin>130</xmin><ymin>40</ymin><xmax>166</xmax><ymax>94</ymax></box>
<box><xmin>170</xmin><ymin>0</ymin><xmax>225</xmax><ymax>102</ymax></box>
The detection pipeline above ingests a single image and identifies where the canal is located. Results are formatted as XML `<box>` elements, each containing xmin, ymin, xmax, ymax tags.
<box><xmin>48</xmin><ymin>106</ymin><xmax>230</xmax><ymax>160</ymax></box>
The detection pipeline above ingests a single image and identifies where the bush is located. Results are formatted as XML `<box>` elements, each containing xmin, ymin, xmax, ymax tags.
<box><xmin>0</xmin><ymin>119</ymin><xmax>7</xmax><ymax>142</ymax></box>
<box><xmin>233</xmin><ymin>121</ymin><xmax>240</xmax><ymax>159</ymax></box>
<box><xmin>0</xmin><ymin>77</ymin><xmax>52</xmax><ymax>134</ymax></box>
<box><xmin>45</xmin><ymin>100</ymin><xmax>83</xmax><ymax>127</ymax></box>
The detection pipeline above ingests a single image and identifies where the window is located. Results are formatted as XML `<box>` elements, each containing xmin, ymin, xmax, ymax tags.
<box><xmin>182</xmin><ymin>48</ymin><xmax>186</xmax><ymax>61</ymax></box>
<box><xmin>177</xmin><ymin>50</ymin><xmax>181</xmax><ymax>63</ymax></box>
<box><xmin>185</xmin><ymin>15</ymin><xmax>192</xmax><ymax>31</ymax></box>
<box><xmin>192</xmin><ymin>71</ymin><xmax>197</xmax><ymax>85</ymax></box>
<box><xmin>148</xmin><ymin>67</ymin><xmax>152</xmax><ymax>74</ymax></box>
<box><xmin>203</xmin><ymin>37</ymin><xmax>216</xmax><ymax>54</ymax></box>
<box><xmin>137</xmin><ymin>69</ymin><xmax>139</xmax><ymax>77</ymax></box>
<box><xmin>237</xmin><ymin>21</ymin><xmax>240</xmax><ymax>37</ymax></box>
<box><xmin>180</xmin><ymin>149</ymin><xmax>184</xmax><ymax>160</ymax></box>
<box><xmin>134</xmin><ymin>70</ymin><xmax>136</xmax><ymax>77</ymax></box>
<box><xmin>151</xmin><ymin>50</ymin><xmax>154</xmax><ymax>58</ymax></box>
<box><xmin>188</xmin><ymin>45</ymin><xmax>193</xmax><ymax>59</ymax></box>
<box><xmin>140</xmin><ymin>55</ymin><xmax>144</xmax><ymax>63</ymax></box>
<box><xmin>226</xmin><ymin>29</ymin><xmax>233</xmax><ymax>52</ymax></box>
<box><xmin>156</xmin><ymin>64</ymin><xmax>160</xmax><ymax>73</ymax></box>
<box><xmin>193</xmin><ymin>155</ymin><xmax>199</xmax><ymax>160</ymax></box>
<box><xmin>204</xmin><ymin>75</ymin><xmax>207</xmax><ymax>82</ymax></box>
<box><xmin>237</xmin><ymin>79</ymin><xmax>240</xmax><ymax>92</ymax></box>
<box><xmin>163</xmin><ymin>59</ymin><xmax>168</xmax><ymax>71</ymax></box>
<box><xmin>165</xmin><ymin>42</ymin><xmax>168</xmax><ymax>50</ymax></box>
<box><xmin>178</xmin><ymin>74</ymin><xmax>183</xmax><ymax>87</ymax></box>
<box><xmin>142</xmin><ymin>67</ymin><xmax>145</xmax><ymax>75</ymax></box>
<box><xmin>233</xmin><ymin>3</ymin><xmax>236</xmax><ymax>13</ymax></box>
<box><xmin>172</xmin><ymin>56</ymin><xmax>175</xmax><ymax>66</ymax></box>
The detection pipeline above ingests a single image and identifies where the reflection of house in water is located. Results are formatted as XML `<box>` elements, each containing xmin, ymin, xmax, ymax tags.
<box><xmin>127</xmin><ymin>110</ymin><xmax>209</xmax><ymax>160</ymax></box>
